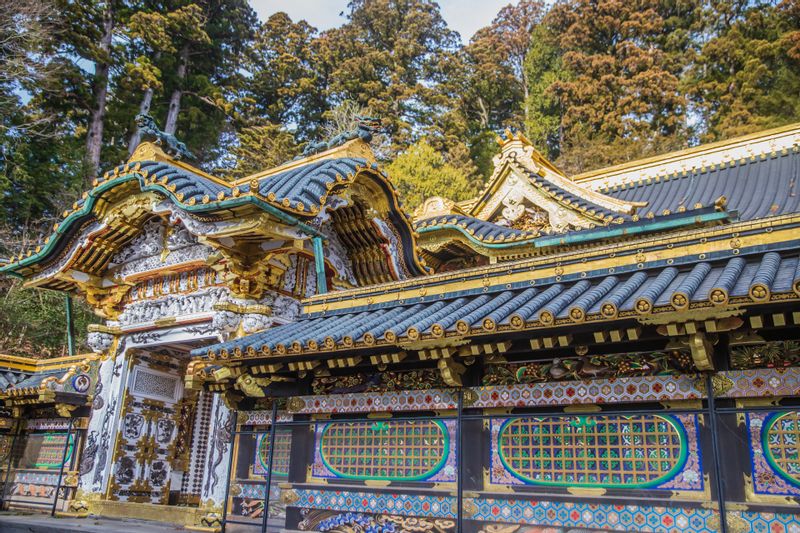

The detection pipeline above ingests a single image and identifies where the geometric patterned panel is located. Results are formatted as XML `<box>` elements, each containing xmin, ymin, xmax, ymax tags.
<box><xmin>468</xmin><ymin>497</ymin><xmax>720</xmax><ymax>533</ymax></box>
<box><xmin>288</xmin><ymin>375</ymin><xmax>706</xmax><ymax>415</ymax></box>
<box><xmin>112</xmin><ymin>356</ymin><xmax>183</xmax><ymax>505</ymax></box>
<box><xmin>312</xmin><ymin>420</ymin><xmax>457</xmax><ymax>483</ymax></box>
<box><xmin>239</xmin><ymin>410</ymin><xmax>294</xmax><ymax>426</ymax></box>
<box><xmin>719</xmin><ymin>368</ymin><xmax>800</xmax><ymax>399</ymax></box>
<box><xmin>473</xmin><ymin>374</ymin><xmax>705</xmax><ymax>409</ymax></box>
<box><xmin>20</xmin><ymin>433</ymin><xmax>74</xmax><ymax>469</ymax></box>
<box><xmin>763</xmin><ymin>412</ymin><xmax>800</xmax><ymax>487</ymax></box>
<box><xmin>293</xmin><ymin>488</ymin><xmax>457</xmax><ymax>519</ymax></box>
<box><xmin>747</xmin><ymin>411</ymin><xmax>800</xmax><ymax>497</ymax></box>
<box><xmin>132</xmin><ymin>368</ymin><xmax>180</xmax><ymax>401</ymax></box>
<box><xmin>289</xmin><ymin>389</ymin><xmax>459</xmax><ymax>415</ymax></box>
<box><xmin>727</xmin><ymin>510</ymin><xmax>800</xmax><ymax>533</ymax></box>
<box><xmin>490</xmin><ymin>414</ymin><xmax>704</xmax><ymax>491</ymax></box>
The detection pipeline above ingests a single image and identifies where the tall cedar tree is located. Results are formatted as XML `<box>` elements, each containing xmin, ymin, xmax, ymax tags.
<box><xmin>122</xmin><ymin>3</ymin><xmax>211</xmax><ymax>153</ymax></box>
<box><xmin>314</xmin><ymin>0</ymin><xmax>460</xmax><ymax>154</ymax></box>
<box><xmin>440</xmin><ymin>0</ymin><xmax>545</xmax><ymax>181</ymax></box>
<box><xmin>56</xmin><ymin>0</ymin><xmax>132</xmax><ymax>183</ymax></box>
<box><xmin>146</xmin><ymin>0</ymin><xmax>256</xmax><ymax>163</ymax></box>
<box><xmin>686</xmin><ymin>0</ymin><xmax>800</xmax><ymax>141</ymax></box>
<box><xmin>531</xmin><ymin>0</ymin><xmax>700</xmax><ymax>172</ymax></box>
<box><xmin>223</xmin><ymin>11</ymin><xmax>318</xmax><ymax>177</ymax></box>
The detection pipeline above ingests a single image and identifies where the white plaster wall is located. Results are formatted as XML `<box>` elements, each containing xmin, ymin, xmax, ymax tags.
<box><xmin>199</xmin><ymin>393</ymin><xmax>234</xmax><ymax>507</ymax></box>
<box><xmin>78</xmin><ymin>341</ymin><xmax>130</xmax><ymax>495</ymax></box>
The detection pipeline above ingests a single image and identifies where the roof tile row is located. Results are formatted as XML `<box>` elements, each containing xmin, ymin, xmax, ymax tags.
<box><xmin>197</xmin><ymin>249</ymin><xmax>800</xmax><ymax>359</ymax></box>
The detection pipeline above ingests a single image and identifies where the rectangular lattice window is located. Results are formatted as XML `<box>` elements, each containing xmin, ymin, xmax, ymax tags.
<box><xmin>131</xmin><ymin>367</ymin><xmax>180</xmax><ymax>401</ymax></box>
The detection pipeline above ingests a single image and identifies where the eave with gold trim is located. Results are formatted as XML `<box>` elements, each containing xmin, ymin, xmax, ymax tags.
<box><xmin>188</xmin><ymin>124</ymin><xmax>800</xmax><ymax>399</ymax></box>
<box><xmin>190</xmin><ymin>211</ymin><xmax>800</xmax><ymax>397</ymax></box>
<box><xmin>0</xmin><ymin>353</ymin><xmax>99</xmax><ymax>411</ymax></box>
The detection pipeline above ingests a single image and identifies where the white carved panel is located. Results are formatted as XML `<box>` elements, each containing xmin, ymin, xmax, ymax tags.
<box><xmin>131</xmin><ymin>367</ymin><xmax>180</xmax><ymax>402</ymax></box>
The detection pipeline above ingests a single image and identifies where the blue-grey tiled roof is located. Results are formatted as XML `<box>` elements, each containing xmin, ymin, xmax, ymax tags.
<box><xmin>195</xmin><ymin>247</ymin><xmax>800</xmax><ymax>358</ymax></box>
<box><xmin>414</xmin><ymin>214</ymin><xmax>535</xmax><ymax>242</ymax></box>
<box><xmin>0</xmin><ymin>371</ymin><xmax>28</xmax><ymax>392</ymax></box>
<box><xmin>8</xmin><ymin>370</ymin><xmax>63</xmax><ymax>390</ymax></box>
<box><xmin>604</xmin><ymin>149</ymin><xmax>800</xmax><ymax>221</ymax></box>
<box><xmin>415</xmin><ymin>205</ymin><xmax>732</xmax><ymax>249</ymax></box>
<box><xmin>134</xmin><ymin>157</ymin><xmax>373</xmax><ymax>214</ymax></box>
<box><xmin>3</xmin><ymin>155</ymin><xmax>430</xmax><ymax>280</ymax></box>
<box><xmin>0</xmin><ymin>368</ymin><xmax>70</xmax><ymax>395</ymax></box>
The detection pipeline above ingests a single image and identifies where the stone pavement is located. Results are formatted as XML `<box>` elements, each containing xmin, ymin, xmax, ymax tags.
<box><xmin>0</xmin><ymin>511</ymin><xmax>189</xmax><ymax>532</ymax></box>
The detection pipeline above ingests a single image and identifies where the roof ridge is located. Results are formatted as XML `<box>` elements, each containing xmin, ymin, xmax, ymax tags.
<box><xmin>575</xmin><ymin>122</ymin><xmax>800</xmax><ymax>189</ymax></box>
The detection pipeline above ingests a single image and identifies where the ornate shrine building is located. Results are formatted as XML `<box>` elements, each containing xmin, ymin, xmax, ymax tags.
<box><xmin>2</xmin><ymin>122</ymin><xmax>800</xmax><ymax>533</ymax></box>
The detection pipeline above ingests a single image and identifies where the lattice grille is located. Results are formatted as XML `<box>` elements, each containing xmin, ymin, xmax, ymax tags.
<box><xmin>21</xmin><ymin>433</ymin><xmax>74</xmax><ymax>469</ymax></box>
<box><xmin>132</xmin><ymin>368</ymin><xmax>179</xmax><ymax>401</ymax></box>
<box><xmin>764</xmin><ymin>411</ymin><xmax>800</xmax><ymax>484</ymax></box>
<box><xmin>254</xmin><ymin>429</ymin><xmax>292</xmax><ymax>477</ymax></box>
<box><xmin>319</xmin><ymin>420</ymin><xmax>449</xmax><ymax>481</ymax></box>
<box><xmin>498</xmin><ymin>415</ymin><xmax>686</xmax><ymax>487</ymax></box>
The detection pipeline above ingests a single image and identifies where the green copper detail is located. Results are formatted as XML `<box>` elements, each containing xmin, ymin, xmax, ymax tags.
<box><xmin>313</xmin><ymin>236</ymin><xmax>327</xmax><ymax>294</ymax></box>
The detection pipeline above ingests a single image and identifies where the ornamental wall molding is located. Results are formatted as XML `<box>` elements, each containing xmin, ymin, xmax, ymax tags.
<box><xmin>210</xmin><ymin>293</ymin><xmax>300</xmax><ymax>338</ymax></box>
<box><xmin>116</xmin><ymin>287</ymin><xmax>228</xmax><ymax>327</ymax></box>
<box><xmin>88</xmin><ymin>331</ymin><xmax>115</xmax><ymax>354</ymax></box>
<box><xmin>110</xmin><ymin>229</ymin><xmax>214</xmax><ymax>280</ymax></box>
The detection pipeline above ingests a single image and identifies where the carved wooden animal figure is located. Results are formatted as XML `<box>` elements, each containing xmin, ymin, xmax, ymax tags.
<box><xmin>79</xmin><ymin>431</ymin><xmax>98</xmax><ymax>475</ymax></box>
<box><xmin>135</xmin><ymin>114</ymin><xmax>195</xmax><ymax>160</ymax></box>
<box><xmin>297</xmin><ymin>116</ymin><xmax>381</xmax><ymax>158</ymax></box>
<box><xmin>578</xmin><ymin>356</ymin><xmax>611</xmax><ymax>378</ymax></box>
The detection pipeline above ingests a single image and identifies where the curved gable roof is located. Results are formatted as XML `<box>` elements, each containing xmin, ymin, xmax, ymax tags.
<box><xmin>1</xmin><ymin>140</ymin><xmax>427</xmax><ymax>285</ymax></box>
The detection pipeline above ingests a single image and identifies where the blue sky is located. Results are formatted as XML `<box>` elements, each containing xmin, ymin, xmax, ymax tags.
<box><xmin>249</xmin><ymin>0</ymin><xmax>518</xmax><ymax>43</ymax></box>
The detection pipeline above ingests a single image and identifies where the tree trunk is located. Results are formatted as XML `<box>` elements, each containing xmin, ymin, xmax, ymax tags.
<box><xmin>477</xmin><ymin>97</ymin><xmax>489</xmax><ymax>129</ymax></box>
<box><xmin>164</xmin><ymin>44</ymin><xmax>189</xmax><ymax>135</ymax></box>
<box><xmin>522</xmin><ymin>68</ymin><xmax>530</xmax><ymax>125</ymax></box>
<box><xmin>85</xmin><ymin>2</ymin><xmax>114</xmax><ymax>182</ymax></box>
<box><xmin>127</xmin><ymin>87</ymin><xmax>154</xmax><ymax>155</ymax></box>
<box><xmin>128</xmin><ymin>51</ymin><xmax>162</xmax><ymax>155</ymax></box>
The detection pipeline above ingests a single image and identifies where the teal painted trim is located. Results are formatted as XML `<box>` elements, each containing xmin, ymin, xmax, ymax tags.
<box><xmin>0</xmin><ymin>169</ymin><xmax>325</xmax><ymax>275</ymax></box>
<box><xmin>313</xmin><ymin>236</ymin><xmax>327</xmax><ymax>294</ymax></box>
<box><xmin>319</xmin><ymin>420</ymin><xmax>450</xmax><ymax>482</ymax></box>
<box><xmin>533</xmin><ymin>211</ymin><xmax>729</xmax><ymax>248</ymax></box>
<box><xmin>762</xmin><ymin>412</ymin><xmax>800</xmax><ymax>488</ymax></box>
<box><xmin>416</xmin><ymin>211</ymin><xmax>728</xmax><ymax>250</ymax></box>
<box><xmin>497</xmin><ymin>414</ymin><xmax>689</xmax><ymax>489</ymax></box>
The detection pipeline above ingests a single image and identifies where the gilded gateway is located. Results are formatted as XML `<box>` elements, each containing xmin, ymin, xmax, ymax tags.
<box><xmin>1</xmin><ymin>123</ymin><xmax>800</xmax><ymax>533</ymax></box>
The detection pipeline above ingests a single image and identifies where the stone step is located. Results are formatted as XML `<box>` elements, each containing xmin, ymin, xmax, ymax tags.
<box><xmin>0</xmin><ymin>512</ymin><xmax>187</xmax><ymax>533</ymax></box>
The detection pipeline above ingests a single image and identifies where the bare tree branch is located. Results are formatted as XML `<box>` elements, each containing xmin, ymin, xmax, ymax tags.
<box><xmin>0</xmin><ymin>0</ymin><xmax>63</xmax><ymax>137</ymax></box>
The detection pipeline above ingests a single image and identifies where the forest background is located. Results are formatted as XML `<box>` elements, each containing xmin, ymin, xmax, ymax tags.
<box><xmin>1</xmin><ymin>0</ymin><xmax>798</xmax><ymax>356</ymax></box>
